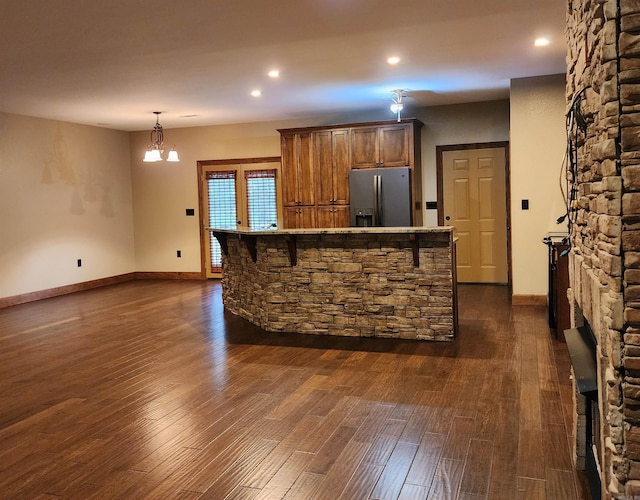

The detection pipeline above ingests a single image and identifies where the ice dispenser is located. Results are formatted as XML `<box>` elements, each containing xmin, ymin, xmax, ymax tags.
<box><xmin>354</xmin><ymin>208</ymin><xmax>373</xmax><ymax>227</ymax></box>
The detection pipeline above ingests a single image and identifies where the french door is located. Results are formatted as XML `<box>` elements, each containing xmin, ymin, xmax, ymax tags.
<box><xmin>200</xmin><ymin>159</ymin><xmax>281</xmax><ymax>278</ymax></box>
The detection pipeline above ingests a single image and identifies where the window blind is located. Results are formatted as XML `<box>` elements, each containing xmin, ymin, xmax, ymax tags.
<box><xmin>207</xmin><ymin>170</ymin><xmax>237</xmax><ymax>273</ymax></box>
<box><xmin>244</xmin><ymin>169</ymin><xmax>277</xmax><ymax>230</ymax></box>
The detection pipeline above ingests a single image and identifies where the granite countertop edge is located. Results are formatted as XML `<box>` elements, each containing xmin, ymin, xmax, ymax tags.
<box><xmin>206</xmin><ymin>226</ymin><xmax>454</xmax><ymax>236</ymax></box>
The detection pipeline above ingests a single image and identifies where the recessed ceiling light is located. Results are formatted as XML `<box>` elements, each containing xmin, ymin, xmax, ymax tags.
<box><xmin>534</xmin><ymin>37</ymin><xmax>550</xmax><ymax>47</ymax></box>
<box><xmin>387</xmin><ymin>56</ymin><xmax>401</xmax><ymax>65</ymax></box>
<box><xmin>250</xmin><ymin>89</ymin><xmax>262</xmax><ymax>97</ymax></box>
<box><xmin>268</xmin><ymin>70</ymin><xmax>280</xmax><ymax>78</ymax></box>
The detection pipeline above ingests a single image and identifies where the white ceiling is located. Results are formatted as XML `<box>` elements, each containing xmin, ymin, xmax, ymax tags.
<box><xmin>0</xmin><ymin>0</ymin><xmax>566</xmax><ymax>131</ymax></box>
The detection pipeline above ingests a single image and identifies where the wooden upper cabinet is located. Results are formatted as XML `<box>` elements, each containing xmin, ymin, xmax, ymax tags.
<box><xmin>314</xmin><ymin>129</ymin><xmax>350</xmax><ymax>206</ymax></box>
<box><xmin>281</xmin><ymin>132</ymin><xmax>314</xmax><ymax>207</ymax></box>
<box><xmin>350</xmin><ymin>127</ymin><xmax>379</xmax><ymax>169</ymax></box>
<box><xmin>379</xmin><ymin>124</ymin><xmax>411</xmax><ymax>167</ymax></box>
<box><xmin>279</xmin><ymin>119</ymin><xmax>422</xmax><ymax>228</ymax></box>
<box><xmin>350</xmin><ymin>123</ymin><xmax>411</xmax><ymax>168</ymax></box>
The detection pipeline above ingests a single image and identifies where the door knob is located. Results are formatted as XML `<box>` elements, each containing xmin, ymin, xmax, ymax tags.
<box><xmin>445</xmin><ymin>216</ymin><xmax>451</xmax><ymax>221</ymax></box>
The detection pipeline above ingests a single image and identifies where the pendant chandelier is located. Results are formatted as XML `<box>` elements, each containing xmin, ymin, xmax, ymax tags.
<box><xmin>143</xmin><ymin>112</ymin><xmax>180</xmax><ymax>162</ymax></box>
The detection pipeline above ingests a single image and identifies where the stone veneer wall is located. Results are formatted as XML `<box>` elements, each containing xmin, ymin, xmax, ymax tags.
<box><xmin>567</xmin><ymin>0</ymin><xmax>640</xmax><ymax>497</ymax></box>
<box><xmin>221</xmin><ymin>232</ymin><xmax>455</xmax><ymax>341</ymax></box>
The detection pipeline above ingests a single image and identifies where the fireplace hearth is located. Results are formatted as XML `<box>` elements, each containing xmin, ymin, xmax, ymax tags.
<box><xmin>565</xmin><ymin>322</ymin><xmax>601</xmax><ymax>500</ymax></box>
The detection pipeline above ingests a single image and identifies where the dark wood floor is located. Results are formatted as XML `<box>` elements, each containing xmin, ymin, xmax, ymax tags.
<box><xmin>0</xmin><ymin>280</ymin><xmax>588</xmax><ymax>499</ymax></box>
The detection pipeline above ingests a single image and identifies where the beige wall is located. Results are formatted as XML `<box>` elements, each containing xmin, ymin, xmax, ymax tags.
<box><xmin>0</xmin><ymin>112</ymin><xmax>134</xmax><ymax>298</ymax></box>
<box><xmin>414</xmin><ymin>100</ymin><xmax>511</xmax><ymax>225</ymax></box>
<box><xmin>131</xmin><ymin>119</ymin><xmax>301</xmax><ymax>273</ymax></box>
<box><xmin>130</xmin><ymin>112</ymin><xmax>392</xmax><ymax>272</ymax></box>
<box><xmin>510</xmin><ymin>74</ymin><xmax>567</xmax><ymax>296</ymax></box>
<box><xmin>130</xmin><ymin>104</ymin><xmax>511</xmax><ymax>273</ymax></box>
<box><xmin>1</xmin><ymin>76</ymin><xmax>564</xmax><ymax>300</ymax></box>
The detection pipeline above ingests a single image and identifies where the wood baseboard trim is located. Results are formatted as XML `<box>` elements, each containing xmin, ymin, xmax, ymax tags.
<box><xmin>0</xmin><ymin>273</ymin><xmax>137</xmax><ymax>309</ymax></box>
<box><xmin>512</xmin><ymin>294</ymin><xmax>547</xmax><ymax>306</ymax></box>
<box><xmin>135</xmin><ymin>272</ymin><xmax>205</xmax><ymax>280</ymax></box>
<box><xmin>0</xmin><ymin>271</ymin><xmax>207</xmax><ymax>309</ymax></box>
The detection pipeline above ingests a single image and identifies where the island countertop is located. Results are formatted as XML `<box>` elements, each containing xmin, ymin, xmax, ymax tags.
<box><xmin>208</xmin><ymin>226</ymin><xmax>458</xmax><ymax>341</ymax></box>
<box><xmin>206</xmin><ymin>226</ymin><xmax>454</xmax><ymax>236</ymax></box>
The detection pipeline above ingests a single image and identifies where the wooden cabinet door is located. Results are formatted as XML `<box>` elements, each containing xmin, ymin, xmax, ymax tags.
<box><xmin>283</xmin><ymin>206</ymin><xmax>316</xmax><ymax>228</ymax></box>
<box><xmin>350</xmin><ymin>127</ymin><xmax>379</xmax><ymax>168</ymax></box>
<box><xmin>314</xmin><ymin>131</ymin><xmax>334</xmax><ymax>205</ymax></box>
<box><xmin>333</xmin><ymin>205</ymin><xmax>351</xmax><ymax>228</ymax></box>
<box><xmin>282</xmin><ymin>206</ymin><xmax>299</xmax><ymax>228</ymax></box>
<box><xmin>281</xmin><ymin>133</ymin><xmax>299</xmax><ymax>207</ymax></box>
<box><xmin>297</xmin><ymin>132</ymin><xmax>315</xmax><ymax>205</ymax></box>
<box><xmin>299</xmin><ymin>206</ymin><xmax>316</xmax><ymax>228</ymax></box>
<box><xmin>316</xmin><ymin>205</ymin><xmax>350</xmax><ymax>228</ymax></box>
<box><xmin>379</xmin><ymin>124</ymin><xmax>410</xmax><ymax>167</ymax></box>
<box><xmin>315</xmin><ymin>129</ymin><xmax>350</xmax><ymax>205</ymax></box>
<box><xmin>332</xmin><ymin>130</ymin><xmax>350</xmax><ymax>205</ymax></box>
<box><xmin>316</xmin><ymin>206</ymin><xmax>335</xmax><ymax>228</ymax></box>
<box><xmin>281</xmin><ymin>132</ymin><xmax>314</xmax><ymax>206</ymax></box>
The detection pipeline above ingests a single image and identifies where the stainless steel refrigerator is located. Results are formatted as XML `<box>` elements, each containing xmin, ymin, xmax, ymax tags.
<box><xmin>349</xmin><ymin>167</ymin><xmax>412</xmax><ymax>227</ymax></box>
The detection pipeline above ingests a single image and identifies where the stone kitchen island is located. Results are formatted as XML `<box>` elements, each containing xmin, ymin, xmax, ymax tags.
<box><xmin>209</xmin><ymin>227</ymin><xmax>457</xmax><ymax>341</ymax></box>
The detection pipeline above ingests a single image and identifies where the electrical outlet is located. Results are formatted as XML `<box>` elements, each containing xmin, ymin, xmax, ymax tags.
<box><xmin>177</xmin><ymin>250</ymin><xmax>181</xmax><ymax>258</ymax></box>
<box><xmin>521</xmin><ymin>199</ymin><xmax>529</xmax><ymax>210</ymax></box>
<box><xmin>77</xmin><ymin>259</ymin><xmax>82</xmax><ymax>267</ymax></box>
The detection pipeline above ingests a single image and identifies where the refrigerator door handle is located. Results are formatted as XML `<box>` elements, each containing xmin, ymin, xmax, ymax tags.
<box><xmin>373</xmin><ymin>175</ymin><xmax>382</xmax><ymax>226</ymax></box>
<box><xmin>372</xmin><ymin>175</ymin><xmax>378</xmax><ymax>226</ymax></box>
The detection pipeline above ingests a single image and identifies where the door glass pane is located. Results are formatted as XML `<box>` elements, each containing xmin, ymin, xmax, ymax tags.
<box><xmin>245</xmin><ymin>169</ymin><xmax>277</xmax><ymax>230</ymax></box>
<box><xmin>207</xmin><ymin>170</ymin><xmax>237</xmax><ymax>273</ymax></box>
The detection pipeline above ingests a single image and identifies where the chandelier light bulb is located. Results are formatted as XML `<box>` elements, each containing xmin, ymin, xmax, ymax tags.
<box><xmin>166</xmin><ymin>147</ymin><xmax>180</xmax><ymax>162</ymax></box>
<box><xmin>144</xmin><ymin>148</ymin><xmax>162</xmax><ymax>162</ymax></box>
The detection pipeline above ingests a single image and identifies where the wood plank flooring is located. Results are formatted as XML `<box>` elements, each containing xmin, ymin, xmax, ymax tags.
<box><xmin>0</xmin><ymin>280</ymin><xmax>589</xmax><ymax>499</ymax></box>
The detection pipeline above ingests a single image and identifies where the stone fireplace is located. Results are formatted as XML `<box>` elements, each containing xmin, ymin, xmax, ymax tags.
<box><xmin>566</xmin><ymin>0</ymin><xmax>640</xmax><ymax>497</ymax></box>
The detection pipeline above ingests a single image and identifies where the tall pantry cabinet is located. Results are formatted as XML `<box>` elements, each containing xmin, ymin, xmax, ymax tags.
<box><xmin>314</xmin><ymin>129</ymin><xmax>351</xmax><ymax>228</ymax></box>
<box><xmin>280</xmin><ymin>132</ymin><xmax>316</xmax><ymax>229</ymax></box>
<box><xmin>279</xmin><ymin>119</ymin><xmax>422</xmax><ymax>229</ymax></box>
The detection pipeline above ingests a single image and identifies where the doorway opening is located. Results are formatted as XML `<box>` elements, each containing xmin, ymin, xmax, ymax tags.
<box><xmin>436</xmin><ymin>142</ymin><xmax>511</xmax><ymax>286</ymax></box>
